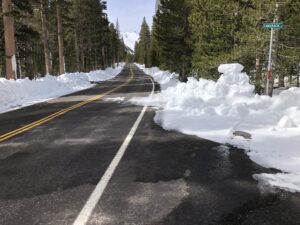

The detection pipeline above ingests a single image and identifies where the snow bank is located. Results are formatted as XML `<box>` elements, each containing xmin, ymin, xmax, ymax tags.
<box><xmin>133</xmin><ymin>63</ymin><xmax>300</xmax><ymax>193</ymax></box>
<box><xmin>0</xmin><ymin>63</ymin><xmax>124</xmax><ymax>113</ymax></box>
<box><xmin>138</xmin><ymin>65</ymin><xmax>179</xmax><ymax>90</ymax></box>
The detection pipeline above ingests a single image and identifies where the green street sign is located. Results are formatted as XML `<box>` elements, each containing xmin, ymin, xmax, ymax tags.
<box><xmin>263</xmin><ymin>22</ymin><xmax>283</xmax><ymax>29</ymax></box>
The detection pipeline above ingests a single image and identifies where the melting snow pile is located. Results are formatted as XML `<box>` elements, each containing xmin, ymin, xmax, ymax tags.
<box><xmin>0</xmin><ymin>63</ymin><xmax>124</xmax><ymax>113</ymax></box>
<box><xmin>133</xmin><ymin>63</ymin><xmax>300</xmax><ymax>193</ymax></box>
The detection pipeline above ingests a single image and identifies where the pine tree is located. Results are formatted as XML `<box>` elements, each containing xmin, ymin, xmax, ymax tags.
<box><xmin>149</xmin><ymin>22</ymin><xmax>162</xmax><ymax>67</ymax></box>
<box><xmin>238</xmin><ymin>0</ymin><xmax>275</xmax><ymax>93</ymax></box>
<box><xmin>227</xmin><ymin>0</ymin><xmax>275</xmax><ymax>93</ymax></box>
<box><xmin>64</xmin><ymin>0</ymin><xmax>125</xmax><ymax>72</ymax></box>
<box><xmin>189</xmin><ymin>0</ymin><xmax>277</xmax><ymax>82</ymax></box>
<box><xmin>277</xmin><ymin>0</ymin><xmax>300</xmax><ymax>87</ymax></box>
<box><xmin>153</xmin><ymin>0</ymin><xmax>192</xmax><ymax>81</ymax></box>
<box><xmin>134</xmin><ymin>41</ymin><xmax>140</xmax><ymax>62</ymax></box>
<box><xmin>0</xmin><ymin>0</ymin><xmax>125</xmax><ymax>78</ymax></box>
<box><xmin>136</xmin><ymin>17</ymin><xmax>151</xmax><ymax>66</ymax></box>
<box><xmin>190</xmin><ymin>0</ymin><xmax>236</xmax><ymax>78</ymax></box>
<box><xmin>17</xmin><ymin>2</ymin><xmax>40</xmax><ymax>78</ymax></box>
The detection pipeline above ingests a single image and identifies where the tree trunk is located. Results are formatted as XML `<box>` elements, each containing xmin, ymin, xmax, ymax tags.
<box><xmin>17</xmin><ymin>59</ymin><xmax>22</xmax><ymax>79</ymax></box>
<box><xmin>74</xmin><ymin>30</ymin><xmax>80</xmax><ymax>71</ymax></box>
<box><xmin>80</xmin><ymin>37</ymin><xmax>85</xmax><ymax>71</ymax></box>
<box><xmin>180</xmin><ymin>63</ymin><xmax>187</xmax><ymax>82</ymax></box>
<box><xmin>254</xmin><ymin>56</ymin><xmax>262</xmax><ymax>94</ymax></box>
<box><xmin>2</xmin><ymin>0</ymin><xmax>17</xmax><ymax>79</ymax></box>
<box><xmin>101</xmin><ymin>46</ymin><xmax>106</xmax><ymax>69</ymax></box>
<box><xmin>116</xmin><ymin>43</ymin><xmax>120</xmax><ymax>66</ymax></box>
<box><xmin>0</xmin><ymin>59</ymin><xmax>3</xmax><ymax>77</ymax></box>
<box><xmin>41</xmin><ymin>0</ymin><xmax>52</xmax><ymax>75</ymax></box>
<box><xmin>278</xmin><ymin>73</ymin><xmax>284</xmax><ymax>87</ymax></box>
<box><xmin>88</xmin><ymin>35</ymin><xmax>92</xmax><ymax>71</ymax></box>
<box><xmin>297</xmin><ymin>63</ymin><xmax>300</xmax><ymax>87</ymax></box>
<box><xmin>25</xmin><ymin>55</ymin><xmax>34</xmax><ymax>80</ymax></box>
<box><xmin>56</xmin><ymin>0</ymin><xmax>65</xmax><ymax>74</ymax></box>
<box><xmin>112</xmin><ymin>47</ymin><xmax>116</xmax><ymax>68</ymax></box>
<box><xmin>94</xmin><ymin>49</ymin><xmax>97</xmax><ymax>70</ymax></box>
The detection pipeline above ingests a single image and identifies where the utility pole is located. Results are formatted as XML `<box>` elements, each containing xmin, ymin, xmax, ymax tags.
<box><xmin>266</xmin><ymin>26</ymin><xmax>274</xmax><ymax>96</ymax></box>
<box><xmin>263</xmin><ymin>3</ymin><xmax>282</xmax><ymax>96</ymax></box>
<box><xmin>2</xmin><ymin>0</ymin><xmax>17</xmax><ymax>79</ymax></box>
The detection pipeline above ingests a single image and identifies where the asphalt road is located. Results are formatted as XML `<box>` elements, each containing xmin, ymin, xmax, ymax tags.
<box><xmin>0</xmin><ymin>64</ymin><xmax>299</xmax><ymax>225</ymax></box>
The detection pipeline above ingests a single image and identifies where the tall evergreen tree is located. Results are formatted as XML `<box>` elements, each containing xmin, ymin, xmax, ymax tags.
<box><xmin>189</xmin><ymin>0</ymin><xmax>277</xmax><ymax>81</ymax></box>
<box><xmin>135</xmin><ymin>17</ymin><xmax>151</xmax><ymax>66</ymax></box>
<box><xmin>153</xmin><ymin>0</ymin><xmax>192</xmax><ymax>81</ymax></box>
<box><xmin>149</xmin><ymin>21</ymin><xmax>162</xmax><ymax>67</ymax></box>
<box><xmin>0</xmin><ymin>0</ymin><xmax>126</xmax><ymax>78</ymax></box>
<box><xmin>277</xmin><ymin>0</ymin><xmax>300</xmax><ymax>87</ymax></box>
<box><xmin>134</xmin><ymin>41</ymin><xmax>140</xmax><ymax>62</ymax></box>
<box><xmin>190</xmin><ymin>0</ymin><xmax>238</xmax><ymax>78</ymax></box>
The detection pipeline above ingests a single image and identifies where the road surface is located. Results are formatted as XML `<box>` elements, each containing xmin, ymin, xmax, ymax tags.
<box><xmin>0</xmin><ymin>64</ymin><xmax>299</xmax><ymax>225</ymax></box>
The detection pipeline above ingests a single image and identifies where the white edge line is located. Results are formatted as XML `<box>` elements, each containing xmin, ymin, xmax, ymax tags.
<box><xmin>72</xmin><ymin>67</ymin><xmax>155</xmax><ymax>225</ymax></box>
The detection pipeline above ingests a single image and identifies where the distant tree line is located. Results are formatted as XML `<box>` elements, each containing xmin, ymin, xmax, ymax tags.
<box><xmin>135</xmin><ymin>0</ymin><xmax>300</xmax><ymax>95</ymax></box>
<box><xmin>0</xmin><ymin>0</ymin><xmax>127</xmax><ymax>79</ymax></box>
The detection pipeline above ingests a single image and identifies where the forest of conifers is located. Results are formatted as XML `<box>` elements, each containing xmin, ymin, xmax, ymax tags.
<box><xmin>0</xmin><ymin>0</ymin><xmax>127</xmax><ymax>79</ymax></box>
<box><xmin>1</xmin><ymin>0</ymin><xmax>300</xmax><ymax>96</ymax></box>
<box><xmin>135</xmin><ymin>0</ymin><xmax>300</xmax><ymax>94</ymax></box>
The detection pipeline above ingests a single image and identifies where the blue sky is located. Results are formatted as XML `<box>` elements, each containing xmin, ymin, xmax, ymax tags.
<box><xmin>106</xmin><ymin>0</ymin><xmax>156</xmax><ymax>33</ymax></box>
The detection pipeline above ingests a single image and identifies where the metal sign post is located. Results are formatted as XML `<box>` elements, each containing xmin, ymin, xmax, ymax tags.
<box><xmin>263</xmin><ymin>22</ymin><xmax>283</xmax><ymax>96</ymax></box>
<box><xmin>266</xmin><ymin>28</ymin><xmax>274</xmax><ymax>95</ymax></box>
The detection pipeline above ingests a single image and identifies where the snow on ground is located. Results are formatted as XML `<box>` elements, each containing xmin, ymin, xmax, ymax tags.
<box><xmin>132</xmin><ymin>64</ymin><xmax>300</xmax><ymax>193</ymax></box>
<box><xmin>104</xmin><ymin>97</ymin><xmax>125</xmax><ymax>103</ymax></box>
<box><xmin>0</xmin><ymin>63</ymin><xmax>124</xmax><ymax>114</ymax></box>
<box><xmin>122</xmin><ymin>32</ymin><xmax>139</xmax><ymax>51</ymax></box>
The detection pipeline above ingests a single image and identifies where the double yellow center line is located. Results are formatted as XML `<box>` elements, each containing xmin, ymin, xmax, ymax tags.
<box><xmin>0</xmin><ymin>66</ymin><xmax>134</xmax><ymax>143</ymax></box>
